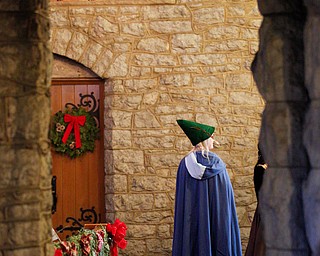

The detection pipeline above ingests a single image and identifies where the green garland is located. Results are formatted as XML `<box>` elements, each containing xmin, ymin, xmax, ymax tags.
<box><xmin>50</xmin><ymin>107</ymin><xmax>99</xmax><ymax>158</ymax></box>
<box><xmin>54</xmin><ymin>226</ymin><xmax>110</xmax><ymax>256</ymax></box>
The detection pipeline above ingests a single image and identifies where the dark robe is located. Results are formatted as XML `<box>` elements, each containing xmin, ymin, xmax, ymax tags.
<box><xmin>245</xmin><ymin>152</ymin><xmax>267</xmax><ymax>256</ymax></box>
<box><xmin>172</xmin><ymin>151</ymin><xmax>242</xmax><ymax>256</ymax></box>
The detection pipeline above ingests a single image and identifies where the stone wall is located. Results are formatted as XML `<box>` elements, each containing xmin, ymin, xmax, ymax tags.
<box><xmin>253</xmin><ymin>0</ymin><xmax>314</xmax><ymax>255</ymax></box>
<box><xmin>304</xmin><ymin>0</ymin><xmax>320</xmax><ymax>254</ymax></box>
<box><xmin>0</xmin><ymin>1</ymin><xmax>53</xmax><ymax>256</ymax></box>
<box><xmin>49</xmin><ymin>0</ymin><xmax>263</xmax><ymax>254</ymax></box>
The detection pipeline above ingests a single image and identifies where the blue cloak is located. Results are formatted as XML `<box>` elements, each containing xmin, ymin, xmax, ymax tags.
<box><xmin>172</xmin><ymin>151</ymin><xmax>242</xmax><ymax>256</ymax></box>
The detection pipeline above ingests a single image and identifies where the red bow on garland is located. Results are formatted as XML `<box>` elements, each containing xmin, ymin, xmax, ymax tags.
<box><xmin>62</xmin><ymin>114</ymin><xmax>86</xmax><ymax>149</ymax></box>
<box><xmin>54</xmin><ymin>248</ymin><xmax>63</xmax><ymax>256</ymax></box>
<box><xmin>106</xmin><ymin>219</ymin><xmax>128</xmax><ymax>256</ymax></box>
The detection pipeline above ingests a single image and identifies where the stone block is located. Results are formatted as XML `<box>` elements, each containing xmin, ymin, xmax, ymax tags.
<box><xmin>149</xmin><ymin>153</ymin><xmax>181</xmax><ymax>168</ymax></box>
<box><xmin>91</xmin><ymin>49</ymin><xmax>113</xmax><ymax>77</ymax></box>
<box><xmin>120</xmin><ymin>6</ymin><xmax>140</xmax><ymax>14</ymax></box>
<box><xmin>210</xmin><ymin>94</ymin><xmax>228</xmax><ymax>105</ymax></box>
<box><xmin>105</xmin><ymin>175</ymin><xmax>128</xmax><ymax>193</ymax></box>
<box><xmin>234</xmin><ymin>188</ymin><xmax>255</xmax><ymax>205</ymax></box>
<box><xmin>105</xmin><ymin>130</ymin><xmax>132</xmax><ymax>149</ymax></box>
<box><xmin>304</xmin><ymin>14</ymin><xmax>320</xmax><ymax>99</ymax></box>
<box><xmin>180</xmin><ymin>53</ymin><xmax>227</xmax><ymax>65</ymax></box>
<box><xmin>227</xmin><ymin>5</ymin><xmax>246</xmax><ymax>17</ymax></box>
<box><xmin>104</xmin><ymin>110</ymin><xmax>132</xmax><ymax>129</ymax></box>
<box><xmin>260</xmin><ymin>167</ymin><xmax>308</xmax><ymax>251</ymax></box>
<box><xmin>207</xmin><ymin>25</ymin><xmax>240</xmax><ymax>40</ymax></box>
<box><xmin>304</xmin><ymin>0</ymin><xmax>320</xmax><ymax>11</ymax></box>
<box><xmin>66</xmin><ymin>31</ymin><xmax>88</xmax><ymax>61</ymax></box>
<box><xmin>241</xmin><ymin>28</ymin><xmax>259</xmax><ymax>39</ymax></box>
<box><xmin>0</xmin><ymin>223</ymin><xmax>8</xmax><ymax>246</ymax></box>
<box><xmin>225</xmin><ymin>73</ymin><xmax>252</xmax><ymax>90</ymax></box>
<box><xmin>2</xmin><ymin>247</ymin><xmax>43</xmax><ymax>256</ymax></box>
<box><xmin>129</xmin><ymin>194</ymin><xmax>154</xmax><ymax>210</ymax></box>
<box><xmin>111</xmin><ymin>149</ymin><xmax>144</xmax><ymax>174</ymax></box>
<box><xmin>137</xmin><ymin>38</ymin><xmax>169</xmax><ymax>53</ymax></box>
<box><xmin>128</xmin><ymin>224</ymin><xmax>157</xmax><ymax>238</ymax></box>
<box><xmin>0</xmin><ymin>147</ymin><xmax>14</xmax><ymax>189</ymax></box>
<box><xmin>233</xmin><ymin>104</ymin><xmax>264</xmax><ymax>117</ymax></box>
<box><xmin>193</xmin><ymin>75</ymin><xmax>224</xmax><ymax>89</ymax></box>
<box><xmin>122</xmin><ymin>23</ymin><xmax>146</xmax><ymax>36</ymax></box>
<box><xmin>70</xmin><ymin>16</ymin><xmax>90</xmax><ymax>32</ymax></box>
<box><xmin>252</xmin><ymin>16</ymin><xmax>307</xmax><ymax>102</ymax></box>
<box><xmin>258</xmin><ymin>0</ymin><xmax>306</xmax><ymax>15</ymax></box>
<box><xmin>303</xmin><ymin>101</ymin><xmax>320</xmax><ymax>168</ymax></box>
<box><xmin>130</xmin><ymin>67</ymin><xmax>152</xmax><ymax>77</ymax></box>
<box><xmin>128</xmin><ymin>210</ymin><xmax>173</xmax><ymax>224</ymax></box>
<box><xmin>0</xmin><ymin>2</ymin><xmax>19</xmax><ymax>11</ymax></box>
<box><xmin>133</xmin><ymin>136</ymin><xmax>175</xmax><ymax>149</ymax></box>
<box><xmin>12</xmin><ymin>150</ymin><xmax>41</xmax><ymax>187</ymax></box>
<box><xmin>149</xmin><ymin>21</ymin><xmax>192</xmax><ymax>33</ymax></box>
<box><xmin>106</xmin><ymin>53</ymin><xmax>129</xmax><ymax>77</ymax></box>
<box><xmin>8</xmin><ymin>221</ymin><xmax>39</xmax><ymax>246</ymax></box>
<box><xmin>107</xmin><ymin>94</ymin><xmax>142</xmax><ymax>110</ymax></box>
<box><xmin>160</xmin><ymin>73</ymin><xmax>191</xmax><ymax>87</ymax></box>
<box><xmin>91</xmin><ymin>16</ymin><xmax>119</xmax><ymax>37</ymax></box>
<box><xmin>260</xmin><ymin>102</ymin><xmax>308</xmax><ymax>168</ymax></box>
<box><xmin>122</xmin><ymin>239</ymin><xmax>147</xmax><ymax>256</ymax></box>
<box><xmin>303</xmin><ymin>168</ymin><xmax>320</xmax><ymax>255</ymax></box>
<box><xmin>50</xmin><ymin>8</ymin><xmax>69</xmax><ymax>27</ymax></box>
<box><xmin>112</xmin><ymin>42</ymin><xmax>131</xmax><ymax>52</ymax></box>
<box><xmin>172</xmin><ymin>34</ymin><xmax>201</xmax><ymax>53</ymax></box>
<box><xmin>229</xmin><ymin>91</ymin><xmax>262</xmax><ymax>105</ymax></box>
<box><xmin>143</xmin><ymin>91</ymin><xmax>159</xmax><ymax>106</ymax></box>
<box><xmin>193</xmin><ymin>7</ymin><xmax>225</xmax><ymax>25</ymax></box>
<box><xmin>130</xmin><ymin>176</ymin><xmax>175</xmax><ymax>192</ymax></box>
<box><xmin>142</xmin><ymin>6</ymin><xmax>190</xmax><ymax>20</ymax></box>
<box><xmin>205</xmin><ymin>39</ymin><xmax>248</xmax><ymax>52</ymax></box>
<box><xmin>40</xmin><ymin>189</ymin><xmax>53</xmax><ymax>212</ymax></box>
<box><xmin>158</xmin><ymin>224</ymin><xmax>171</xmax><ymax>238</ymax></box>
<box><xmin>52</xmin><ymin>29</ymin><xmax>72</xmax><ymax>56</ymax></box>
<box><xmin>233</xmin><ymin>175</ymin><xmax>254</xmax><ymax>189</ymax></box>
<box><xmin>0</xmin><ymin>14</ymin><xmax>27</xmax><ymax>40</ymax></box>
<box><xmin>5</xmin><ymin>203</ymin><xmax>40</xmax><ymax>221</ymax></box>
<box><xmin>171</xmin><ymin>93</ymin><xmax>209</xmax><ymax>105</ymax></box>
<box><xmin>106</xmin><ymin>193</ymin><xmax>154</xmax><ymax>211</ymax></box>
<box><xmin>95</xmin><ymin>7</ymin><xmax>118</xmax><ymax>15</ymax></box>
<box><xmin>124</xmin><ymin>78</ymin><xmax>157</xmax><ymax>92</ymax></box>
<box><xmin>134</xmin><ymin>53</ymin><xmax>177</xmax><ymax>66</ymax></box>
<box><xmin>79</xmin><ymin>41</ymin><xmax>103</xmax><ymax>68</ymax></box>
<box><xmin>134</xmin><ymin>110</ymin><xmax>161</xmax><ymax>128</ymax></box>
<box><xmin>154</xmin><ymin>193</ymin><xmax>171</xmax><ymax>209</ymax></box>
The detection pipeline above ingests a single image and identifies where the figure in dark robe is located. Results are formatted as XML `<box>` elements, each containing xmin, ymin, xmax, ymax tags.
<box><xmin>245</xmin><ymin>145</ymin><xmax>267</xmax><ymax>256</ymax></box>
<box><xmin>172</xmin><ymin>119</ymin><xmax>242</xmax><ymax>256</ymax></box>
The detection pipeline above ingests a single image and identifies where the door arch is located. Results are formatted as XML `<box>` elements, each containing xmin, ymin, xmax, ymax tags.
<box><xmin>51</xmin><ymin>54</ymin><xmax>106</xmax><ymax>239</ymax></box>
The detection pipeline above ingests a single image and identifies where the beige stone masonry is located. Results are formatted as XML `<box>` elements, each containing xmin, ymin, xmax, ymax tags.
<box><xmin>50</xmin><ymin>1</ymin><xmax>263</xmax><ymax>255</ymax></box>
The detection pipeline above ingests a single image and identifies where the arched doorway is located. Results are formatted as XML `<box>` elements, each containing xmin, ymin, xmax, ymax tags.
<box><xmin>51</xmin><ymin>54</ymin><xmax>106</xmax><ymax>239</ymax></box>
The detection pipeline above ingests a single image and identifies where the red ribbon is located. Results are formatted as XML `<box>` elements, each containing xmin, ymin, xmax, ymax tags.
<box><xmin>62</xmin><ymin>114</ymin><xmax>86</xmax><ymax>149</ymax></box>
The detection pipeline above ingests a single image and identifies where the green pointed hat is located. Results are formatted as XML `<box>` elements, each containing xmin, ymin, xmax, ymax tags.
<box><xmin>177</xmin><ymin>119</ymin><xmax>215</xmax><ymax>146</ymax></box>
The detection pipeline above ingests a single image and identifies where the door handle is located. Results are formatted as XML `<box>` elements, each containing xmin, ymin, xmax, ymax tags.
<box><xmin>52</xmin><ymin>176</ymin><xmax>57</xmax><ymax>214</ymax></box>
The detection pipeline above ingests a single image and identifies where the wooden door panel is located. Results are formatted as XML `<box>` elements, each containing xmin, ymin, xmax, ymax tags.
<box><xmin>51</xmin><ymin>80</ymin><xmax>105</xmax><ymax>239</ymax></box>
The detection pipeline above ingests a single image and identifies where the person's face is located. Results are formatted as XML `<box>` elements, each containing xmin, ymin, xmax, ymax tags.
<box><xmin>207</xmin><ymin>135</ymin><xmax>215</xmax><ymax>150</ymax></box>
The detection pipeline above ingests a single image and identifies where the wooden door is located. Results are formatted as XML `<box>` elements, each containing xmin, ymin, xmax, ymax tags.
<box><xmin>51</xmin><ymin>79</ymin><xmax>105</xmax><ymax>239</ymax></box>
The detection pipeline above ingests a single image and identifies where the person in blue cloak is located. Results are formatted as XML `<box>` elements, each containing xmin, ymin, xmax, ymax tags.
<box><xmin>172</xmin><ymin>119</ymin><xmax>242</xmax><ymax>256</ymax></box>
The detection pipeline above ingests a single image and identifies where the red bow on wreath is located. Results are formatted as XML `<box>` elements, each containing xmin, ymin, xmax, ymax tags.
<box><xmin>62</xmin><ymin>114</ymin><xmax>86</xmax><ymax>149</ymax></box>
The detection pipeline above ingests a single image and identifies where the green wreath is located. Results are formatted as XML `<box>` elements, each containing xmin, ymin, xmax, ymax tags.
<box><xmin>50</xmin><ymin>107</ymin><xmax>99</xmax><ymax>158</ymax></box>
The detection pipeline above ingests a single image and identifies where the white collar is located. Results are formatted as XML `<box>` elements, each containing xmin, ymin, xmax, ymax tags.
<box><xmin>184</xmin><ymin>152</ymin><xmax>206</xmax><ymax>180</ymax></box>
